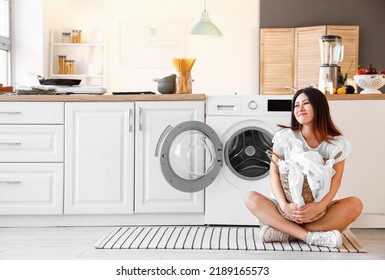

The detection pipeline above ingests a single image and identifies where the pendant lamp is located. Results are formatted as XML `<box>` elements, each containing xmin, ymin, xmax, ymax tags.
<box><xmin>190</xmin><ymin>0</ymin><xmax>222</xmax><ymax>36</ymax></box>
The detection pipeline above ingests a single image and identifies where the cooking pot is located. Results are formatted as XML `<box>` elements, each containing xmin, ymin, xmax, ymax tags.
<box><xmin>154</xmin><ymin>74</ymin><xmax>176</xmax><ymax>94</ymax></box>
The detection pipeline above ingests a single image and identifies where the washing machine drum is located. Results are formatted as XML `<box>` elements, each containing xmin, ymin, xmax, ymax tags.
<box><xmin>224</xmin><ymin>127</ymin><xmax>273</xmax><ymax>180</ymax></box>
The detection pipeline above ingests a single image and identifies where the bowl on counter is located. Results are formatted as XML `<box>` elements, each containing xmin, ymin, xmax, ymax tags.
<box><xmin>155</xmin><ymin>74</ymin><xmax>176</xmax><ymax>94</ymax></box>
<box><xmin>353</xmin><ymin>74</ymin><xmax>385</xmax><ymax>94</ymax></box>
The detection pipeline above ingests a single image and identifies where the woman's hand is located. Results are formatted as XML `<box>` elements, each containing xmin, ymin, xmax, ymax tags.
<box><xmin>281</xmin><ymin>202</ymin><xmax>303</xmax><ymax>223</ymax></box>
<box><xmin>292</xmin><ymin>202</ymin><xmax>326</xmax><ymax>223</ymax></box>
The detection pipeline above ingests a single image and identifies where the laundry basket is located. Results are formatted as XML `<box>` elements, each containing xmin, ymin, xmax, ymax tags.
<box><xmin>267</xmin><ymin>149</ymin><xmax>327</xmax><ymax>222</ymax></box>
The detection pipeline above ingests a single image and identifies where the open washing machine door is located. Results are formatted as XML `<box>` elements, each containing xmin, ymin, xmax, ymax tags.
<box><xmin>155</xmin><ymin>121</ymin><xmax>223</xmax><ymax>193</ymax></box>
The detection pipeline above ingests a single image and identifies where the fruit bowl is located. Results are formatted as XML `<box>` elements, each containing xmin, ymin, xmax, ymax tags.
<box><xmin>353</xmin><ymin>74</ymin><xmax>385</xmax><ymax>94</ymax></box>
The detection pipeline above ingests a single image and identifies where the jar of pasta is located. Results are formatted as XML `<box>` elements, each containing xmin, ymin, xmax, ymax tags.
<box><xmin>66</xmin><ymin>60</ymin><xmax>75</xmax><ymax>74</ymax></box>
<box><xmin>58</xmin><ymin>55</ymin><xmax>67</xmax><ymax>74</ymax></box>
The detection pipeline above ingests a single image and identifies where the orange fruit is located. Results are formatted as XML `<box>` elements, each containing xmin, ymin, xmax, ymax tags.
<box><xmin>337</xmin><ymin>87</ymin><xmax>346</xmax><ymax>94</ymax></box>
<box><xmin>333</xmin><ymin>88</ymin><xmax>337</xmax><ymax>94</ymax></box>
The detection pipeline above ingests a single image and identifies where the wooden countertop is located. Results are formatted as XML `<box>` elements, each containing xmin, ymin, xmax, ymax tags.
<box><xmin>0</xmin><ymin>93</ymin><xmax>206</xmax><ymax>102</ymax></box>
<box><xmin>326</xmin><ymin>94</ymin><xmax>385</xmax><ymax>100</ymax></box>
<box><xmin>0</xmin><ymin>93</ymin><xmax>384</xmax><ymax>102</ymax></box>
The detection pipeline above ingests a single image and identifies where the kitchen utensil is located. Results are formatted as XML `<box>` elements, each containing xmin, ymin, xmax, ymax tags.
<box><xmin>30</xmin><ymin>73</ymin><xmax>81</xmax><ymax>86</ymax></box>
<box><xmin>39</xmin><ymin>78</ymin><xmax>81</xmax><ymax>86</ymax></box>
<box><xmin>318</xmin><ymin>35</ymin><xmax>344</xmax><ymax>90</ymax></box>
<box><xmin>112</xmin><ymin>91</ymin><xmax>155</xmax><ymax>95</ymax></box>
<box><xmin>353</xmin><ymin>74</ymin><xmax>385</xmax><ymax>94</ymax></box>
<box><xmin>155</xmin><ymin>74</ymin><xmax>176</xmax><ymax>94</ymax></box>
<box><xmin>319</xmin><ymin>35</ymin><xmax>344</xmax><ymax>65</ymax></box>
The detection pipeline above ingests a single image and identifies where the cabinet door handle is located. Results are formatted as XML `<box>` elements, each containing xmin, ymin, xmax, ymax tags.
<box><xmin>128</xmin><ymin>108</ymin><xmax>133</xmax><ymax>132</ymax></box>
<box><xmin>138</xmin><ymin>107</ymin><xmax>143</xmax><ymax>131</ymax></box>
<box><xmin>0</xmin><ymin>181</ymin><xmax>22</xmax><ymax>184</ymax></box>
<box><xmin>0</xmin><ymin>142</ymin><xmax>22</xmax><ymax>145</ymax></box>
<box><xmin>0</xmin><ymin>111</ymin><xmax>22</xmax><ymax>114</ymax></box>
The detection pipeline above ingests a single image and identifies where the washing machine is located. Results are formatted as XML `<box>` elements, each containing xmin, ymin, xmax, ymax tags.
<box><xmin>155</xmin><ymin>95</ymin><xmax>292</xmax><ymax>225</ymax></box>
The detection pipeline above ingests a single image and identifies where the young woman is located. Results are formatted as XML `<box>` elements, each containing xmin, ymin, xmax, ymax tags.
<box><xmin>244</xmin><ymin>88</ymin><xmax>363</xmax><ymax>248</ymax></box>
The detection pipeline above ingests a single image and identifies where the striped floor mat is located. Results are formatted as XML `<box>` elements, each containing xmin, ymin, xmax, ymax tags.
<box><xmin>95</xmin><ymin>226</ymin><xmax>366</xmax><ymax>253</ymax></box>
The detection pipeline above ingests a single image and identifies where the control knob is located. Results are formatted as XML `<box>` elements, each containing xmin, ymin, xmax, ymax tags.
<box><xmin>248</xmin><ymin>100</ymin><xmax>258</xmax><ymax>110</ymax></box>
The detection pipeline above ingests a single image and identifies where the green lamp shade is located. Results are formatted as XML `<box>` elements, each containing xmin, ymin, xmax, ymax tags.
<box><xmin>190</xmin><ymin>11</ymin><xmax>222</xmax><ymax>36</ymax></box>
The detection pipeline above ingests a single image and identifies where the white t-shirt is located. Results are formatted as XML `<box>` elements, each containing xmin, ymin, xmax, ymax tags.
<box><xmin>272</xmin><ymin>128</ymin><xmax>352</xmax><ymax>163</ymax></box>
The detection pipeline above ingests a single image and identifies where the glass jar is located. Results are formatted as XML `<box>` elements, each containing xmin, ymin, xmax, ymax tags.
<box><xmin>71</xmin><ymin>30</ymin><xmax>77</xmax><ymax>43</ymax></box>
<box><xmin>58</xmin><ymin>55</ymin><xmax>67</xmax><ymax>74</ymax></box>
<box><xmin>61</xmin><ymin>32</ymin><xmax>71</xmax><ymax>43</ymax></box>
<box><xmin>72</xmin><ymin>30</ymin><xmax>82</xmax><ymax>43</ymax></box>
<box><xmin>66</xmin><ymin>60</ymin><xmax>75</xmax><ymax>75</ymax></box>
<box><xmin>176</xmin><ymin>72</ymin><xmax>192</xmax><ymax>94</ymax></box>
<box><xmin>77</xmin><ymin>30</ymin><xmax>82</xmax><ymax>43</ymax></box>
<box><xmin>319</xmin><ymin>73</ymin><xmax>333</xmax><ymax>94</ymax></box>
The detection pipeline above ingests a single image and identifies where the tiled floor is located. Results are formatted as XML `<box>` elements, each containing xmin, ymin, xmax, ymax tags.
<box><xmin>0</xmin><ymin>227</ymin><xmax>384</xmax><ymax>260</ymax></box>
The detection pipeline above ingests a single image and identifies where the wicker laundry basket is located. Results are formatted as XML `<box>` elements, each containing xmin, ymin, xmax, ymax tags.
<box><xmin>267</xmin><ymin>149</ymin><xmax>327</xmax><ymax>222</ymax></box>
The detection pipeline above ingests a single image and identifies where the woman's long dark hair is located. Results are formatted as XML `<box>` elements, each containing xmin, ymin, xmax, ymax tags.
<box><xmin>280</xmin><ymin>87</ymin><xmax>342</xmax><ymax>141</ymax></box>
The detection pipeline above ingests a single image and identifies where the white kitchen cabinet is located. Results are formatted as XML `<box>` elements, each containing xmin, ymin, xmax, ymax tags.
<box><xmin>329</xmin><ymin>99</ymin><xmax>385</xmax><ymax>227</ymax></box>
<box><xmin>0</xmin><ymin>125</ymin><xmax>64</xmax><ymax>162</ymax></box>
<box><xmin>64</xmin><ymin>101</ymin><xmax>205</xmax><ymax>215</ymax></box>
<box><xmin>64</xmin><ymin>102</ymin><xmax>135</xmax><ymax>214</ymax></box>
<box><xmin>0</xmin><ymin>102</ymin><xmax>64</xmax><ymax>215</ymax></box>
<box><xmin>0</xmin><ymin>102</ymin><xmax>64</xmax><ymax>124</ymax></box>
<box><xmin>134</xmin><ymin>101</ymin><xmax>205</xmax><ymax>213</ymax></box>
<box><xmin>0</xmin><ymin>163</ymin><xmax>63</xmax><ymax>215</ymax></box>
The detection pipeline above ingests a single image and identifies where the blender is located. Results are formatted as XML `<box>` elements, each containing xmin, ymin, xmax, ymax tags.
<box><xmin>319</xmin><ymin>35</ymin><xmax>344</xmax><ymax>89</ymax></box>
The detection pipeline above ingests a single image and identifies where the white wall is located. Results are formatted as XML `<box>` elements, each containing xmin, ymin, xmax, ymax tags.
<box><xmin>13</xmin><ymin>0</ymin><xmax>260</xmax><ymax>95</ymax></box>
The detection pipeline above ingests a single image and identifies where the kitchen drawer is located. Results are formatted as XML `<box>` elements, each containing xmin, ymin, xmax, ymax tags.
<box><xmin>0</xmin><ymin>125</ymin><xmax>64</xmax><ymax>162</ymax></box>
<box><xmin>0</xmin><ymin>163</ymin><xmax>64</xmax><ymax>215</ymax></box>
<box><xmin>0</xmin><ymin>102</ymin><xmax>64</xmax><ymax>124</ymax></box>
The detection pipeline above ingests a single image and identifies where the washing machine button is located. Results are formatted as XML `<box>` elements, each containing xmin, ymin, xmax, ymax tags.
<box><xmin>248</xmin><ymin>100</ymin><xmax>258</xmax><ymax>110</ymax></box>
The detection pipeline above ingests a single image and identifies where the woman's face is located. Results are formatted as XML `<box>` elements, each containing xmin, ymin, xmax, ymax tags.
<box><xmin>294</xmin><ymin>93</ymin><xmax>314</xmax><ymax>126</ymax></box>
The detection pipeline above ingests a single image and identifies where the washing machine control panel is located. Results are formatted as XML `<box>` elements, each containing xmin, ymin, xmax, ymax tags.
<box><xmin>206</xmin><ymin>95</ymin><xmax>292</xmax><ymax>116</ymax></box>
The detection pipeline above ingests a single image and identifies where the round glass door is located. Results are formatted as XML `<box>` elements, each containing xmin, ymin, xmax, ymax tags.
<box><xmin>159</xmin><ymin>121</ymin><xmax>222</xmax><ymax>193</ymax></box>
<box><xmin>224</xmin><ymin>127</ymin><xmax>273</xmax><ymax>180</ymax></box>
<box><xmin>169</xmin><ymin>130</ymin><xmax>216</xmax><ymax>180</ymax></box>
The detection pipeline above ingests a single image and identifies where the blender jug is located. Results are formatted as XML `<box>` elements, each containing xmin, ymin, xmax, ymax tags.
<box><xmin>319</xmin><ymin>35</ymin><xmax>344</xmax><ymax>65</ymax></box>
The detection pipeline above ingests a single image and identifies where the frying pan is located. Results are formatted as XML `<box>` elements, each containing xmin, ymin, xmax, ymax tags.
<box><xmin>31</xmin><ymin>73</ymin><xmax>81</xmax><ymax>86</ymax></box>
<box><xmin>38</xmin><ymin>78</ymin><xmax>81</xmax><ymax>86</ymax></box>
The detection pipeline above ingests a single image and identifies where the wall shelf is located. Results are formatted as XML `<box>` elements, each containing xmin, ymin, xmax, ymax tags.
<box><xmin>49</xmin><ymin>31</ymin><xmax>106</xmax><ymax>86</ymax></box>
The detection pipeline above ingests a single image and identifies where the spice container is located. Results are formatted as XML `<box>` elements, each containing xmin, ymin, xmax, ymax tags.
<box><xmin>58</xmin><ymin>55</ymin><xmax>67</xmax><ymax>74</ymax></box>
<box><xmin>61</xmin><ymin>32</ymin><xmax>71</xmax><ymax>43</ymax></box>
